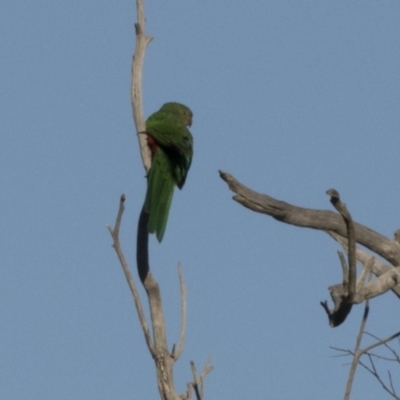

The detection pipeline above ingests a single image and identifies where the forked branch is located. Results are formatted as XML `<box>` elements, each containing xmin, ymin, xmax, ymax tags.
<box><xmin>320</xmin><ymin>189</ymin><xmax>357</xmax><ymax>327</ymax></box>
<box><xmin>220</xmin><ymin>171</ymin><xmax>400</xmax><ymax>326</ymax></box>
<box><xmin>111</xmin><ymin>1</ymin><xmax>211</xmax><ymax>398</ymax></box>
<box><xmin>219</xmin><ymin>171</ymin><xmax>400</xmax><ymax>265</ymax></box>
<box><xmin>332</xmin><ymin>305</ymin><xmax>400</xmax><ymax>400</ymax></box>
<box><xmin>107</xmin><ymin>195</ymin><xmax>154</xmax><ymax>354</ymax></box>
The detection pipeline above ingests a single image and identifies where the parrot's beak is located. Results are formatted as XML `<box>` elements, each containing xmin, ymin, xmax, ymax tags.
<box><xmin>188</xmin><ymin>117</ymin><xmax>193</xmax><ymax>127</ymax></box>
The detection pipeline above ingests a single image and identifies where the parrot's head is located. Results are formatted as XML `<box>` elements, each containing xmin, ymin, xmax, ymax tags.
<box><xmin>160</xmin><ymin>102</ymin><xmax>193</xmax><ymax>127</ymax></box>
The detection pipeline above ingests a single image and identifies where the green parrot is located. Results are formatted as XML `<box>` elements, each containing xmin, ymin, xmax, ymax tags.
<box><xmin>144</xmin><ymin>102</ymin><xmax>193</xmax><ymax>242</ymax></box>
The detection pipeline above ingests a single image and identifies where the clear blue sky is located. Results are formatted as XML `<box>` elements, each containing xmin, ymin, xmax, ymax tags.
<box><xmin>2</xmin><ymin>1</ymin><xmax>400</xmax><ymax>399</ymax></box>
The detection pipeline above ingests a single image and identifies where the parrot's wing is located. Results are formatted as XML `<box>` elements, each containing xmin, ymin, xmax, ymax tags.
<box><xmin>146</xmin><ymin>111</ymin><xmax>191</xmax><ymax>149</ymax></box>
<box><xmin>146</xmin><ymin>111</ymin><xmax>193</xmax><ymax>189</ymax></box>
<box><xmin>145</xmin><ymin>148</ymin><xmax>175</xmax><ymax>242</ymax></box>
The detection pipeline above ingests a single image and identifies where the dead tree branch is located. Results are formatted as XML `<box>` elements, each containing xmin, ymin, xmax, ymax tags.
<box><xmin>181</xmin><ymin>358</ymin><xmax>213</xmax><ymax>400</ymax></box>
<box><xmin>110</xmin><ymin>2</ymin><xmax>211</xmax><ymax>399</ymax></box>
<box><xmin>172</xmin><ymin>263</ymin><xmax>187</xmax><ymax>361</ymax></box>
<box><xmin>344</xmin><ymin>299</ymin><xmax>370</xmax><ymax>400</ymax></box>
<box><xmin>129</xmin><ymin>1</ymin><xmax>191</xmax><ymax>397</ymax></box>
<box><xmin>107</xmin><ymin>195</ymin><xmax>154</xmax><ymax>354</ymax></box>
<box><xmin>109</xmin><ymin>193</ymin><xmax>191</xmax><ymax>399</ymax></box>
<box><xmin>333</xmin><ymin>324</ymin><xmax>400</xmax><ymax>400</ymax></box>
<box><xmin>329</xmin><ymin>232</ymin><xmax>400</xmax><ymax>299</ymax></box>
<box><xmin>220</xmin><ymin>171</ymin><xmax>400</xmax><ymax>306</ymax></box>
<box><xmin>219</xmin><ymin>171</ymin><xmax>400</xmax><ymax>266</ymax></box>
<box><xmin>136</xmin><ymin>217</ymin><xmax>189</xmax><ymax>393</ymax></box>
<box><xmin>320</xmin><ymin>189</ymin><xmax>357</xmax><ymax>327</ymax></box>
<box><xmin>131</xmin><ymin>0</ymin><xmax>153</xmax><ymax>173</ymax></box>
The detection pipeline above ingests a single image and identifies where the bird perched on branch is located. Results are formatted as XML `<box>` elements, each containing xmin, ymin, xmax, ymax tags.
<box><xmin>144</xmin><ymin>102</ymin><xmax>193</xmax><ymax>242</ymax></box>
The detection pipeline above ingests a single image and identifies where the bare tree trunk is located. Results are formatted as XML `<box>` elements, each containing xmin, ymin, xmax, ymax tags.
<box><xmin>107</xmin><ymin>1</ymin><xmax>212</xmax><ymax>399</ymax></box>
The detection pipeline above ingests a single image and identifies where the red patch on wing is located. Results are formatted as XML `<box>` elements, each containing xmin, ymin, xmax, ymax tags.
<box><xmin>146</xmin><ymin>134</ymin><xmax>159</xmax><ymax>158</ymax></box>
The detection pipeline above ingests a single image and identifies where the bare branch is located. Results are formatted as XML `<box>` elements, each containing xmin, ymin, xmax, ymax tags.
<box><xmin>344</xmin><ymin>299</ymin><xmax>370</xmax><ymax>400</ymax></box>
<box><xmin>136</xmin><ymin>200</ymin><xmax>179</xmax><ymax>397</ymax></box>
<box><xmin>121</xmin><ymin>2</ymin><xmax>212</xmax><ymax>398</ymax></box>
<box><xmin>358</xmin><ymin>355</ymin><xmax>400</xmax><ymax>399</ymax></box>
<box><xmin>320</xmin><ymin>189</ymin><xmax>357</xmax><ymax>327</ymax></box>
<box><xmin>188</xmin><ymin>358</ymin><xmax>213</xmax><ymax>400</ymax></box>
<box><xmin>221</xmin><ymin>171</ymin><xmax>400</xmax><ymax>307</ymax></box>
<box><xmin>132</xmin><ymin>0</ymin><xmax>153</xmax><ymax>173</ymax></box>
<box><xmin>329</xmin><ymin>232</ymin><xmax>400</xmax><ymax>299</ymax></box>
<box><xmin>130</xmin><ymin>2</ymin><xmax>180</xmax><ymax>397</ymax></box>
<box><xmin>332</xmin><ymin>316</ymin><xmax>400</xmax><ymax>399</ymax></box>
<box><xmin>172</xmin><ymin>263</ymin><xmax>187</xmax><ymax>361</ymax></box>
<box><xmin>388</xmin><ymin>372</ymin><xmax>399</xmax><ymax>399</ymax></box>
<box><xmin>219</xmin><ymin>171</ymin><xmax>400</xmax><ymax>266</ymax></box>
<box><xmin>361</xmin><ymin>331</ymin><xmax>400</xmax><ymax>357</ymax></box>
<box><xmin>135</xmin><ymin>210</ymin><xmax>179</xmax><ymax>398</ymax></box>
<box><xmin>338</xmin><ymin>251</ymin><xmax>349</xmax><ymax>287</ymax></box>
<box><xmin>190</xmin><ymin>361</ymin><xmax>202</xmax><ymax>400</ymax></box>
<box><xmin>326</xmin><ymin>189</ymin><xmax>356</xmax><ymax>299</ymax></box>
<box><xmin>107</xmin><ymin>195</ymin><xmax>154</xmax><ymax>354</ymax></box>
<box><xmin>332</xmin><ymin>338</ymin><xmax>400</xmax><ymax>399</ymax></box>
<box><xmin>356</xmin><ymin>257</ymin><xmax>374</xmax><ymax>293</ymax></box>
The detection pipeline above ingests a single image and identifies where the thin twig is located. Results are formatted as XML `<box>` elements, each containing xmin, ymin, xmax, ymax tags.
<box><xmin>187</xmin><ymin>358</ymin><xmax>213</xmax><ymax>400</ymax></box>
<box><xmin>190</xmin><ymin>361</ymin><xmax>202</xmax><ymax>400</ymax></box>
<box><xmin>358</xmin><ymin>355</ymin><xmax>400</xmax><ymax>399</ymax></box>
<box><xmin>361</xmin><ymin>331</ymin><xmax>400</xmax><ymax>357</ymax></box>
<box><xmin>344</xmin><ymin>299</ymin><xmax>370</xmax><ymax>400</ymax></box>
<box><xmin>107</xmin><ymin>195</ymin><xmax>154</xmax><ymax>354</ymax></box>
<box><xmin>388</xmin><ymin>372</ymin><xmax>399</xmax><ymax>399</ymax></box>
<box><xmin>172</xmin><ymin>263</ymin><xmax>187</xmax><ymax>360</ymax></box>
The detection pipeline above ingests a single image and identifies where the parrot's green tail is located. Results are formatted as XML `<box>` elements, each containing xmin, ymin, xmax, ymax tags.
<box><xmin>144</xmin><ymin>151</ymin><xmax>175</xmax><ymax>242</ymax></box>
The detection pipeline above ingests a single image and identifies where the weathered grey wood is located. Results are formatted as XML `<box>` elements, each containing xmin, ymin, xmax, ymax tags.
<box><xmin>329</xmin><ymin>232</ymin><xmax>400</xmax><ymax>299</ymax></box>
<box><xmin>320</xmin><ymin>189</ymin><xmax>357</xmax><ymax>327</ymax></box>
<box><xmin>220</xmin><ymin>171</ymin><xmax>400</xmax><ymax>266</ymax></box>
